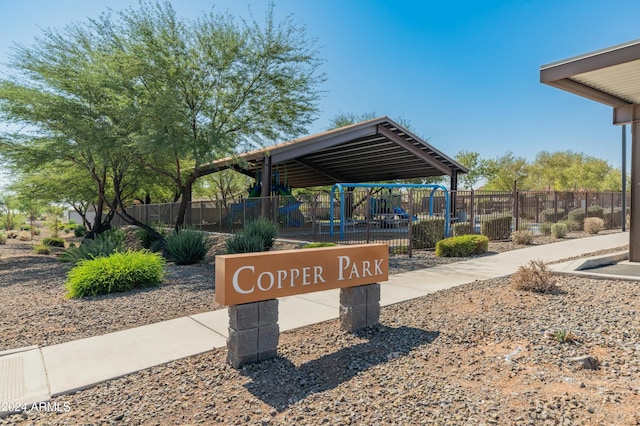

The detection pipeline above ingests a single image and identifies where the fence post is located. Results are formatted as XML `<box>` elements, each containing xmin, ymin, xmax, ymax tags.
<box><xmin>408</xmin><ymin>189</ymin><xmax>413</xmax><ymax>258</ymax></box>
<box><xmin>584</xmin><ymin>192</ymin><xmax>588</xmax><ymax>219</ymax></box>
<box><xmin>470</xmin><ymin>189</ymin><xmax>475</xmax><ymax>234</ymax></box>
<box><xmin>513</xmin><ymin>181</ymin><xmax>519</xmax><ymax>231</ymax></box>
<box><xmin>554</xmin><ymin>191</ymin><xmax>558</xmax><ymax>222</ymax></box>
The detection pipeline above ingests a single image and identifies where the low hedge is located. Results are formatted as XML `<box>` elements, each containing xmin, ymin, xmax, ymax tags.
<box><xmin>411</xmin><ymin>218</ymin><xmax>445</xmax><ymax>249</ymax></box>
<box><xmin>435</xmin><ymin>235</ymin><xmax>489</xmax><ymax>257</ymax></box>
<box><xmin>65</xmin><ymin>250</ymin><xmax>165</xmax><ymax>298</ymax></box>
<box><xmin>452</xmin><ymin>221</ymin><xmax>473</xmax><ymax>237</ymax></box>
<box><xmin>480</xmin><ymin>215</ymin><xmax>512</xmax><ymax>240</ymax></box>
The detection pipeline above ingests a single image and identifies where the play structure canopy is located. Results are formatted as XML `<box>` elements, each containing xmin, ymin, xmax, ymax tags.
<box><xmin>199</xmin><ymin>116</ymin><xmax>468</xmax><ymax>190</ymax></box>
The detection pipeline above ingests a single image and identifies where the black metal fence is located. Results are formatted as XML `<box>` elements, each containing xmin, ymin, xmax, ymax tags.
<box><xmin>111</xmin><ymin>189</ymin><xmax>629</xmax><ymax>252</ymax></box>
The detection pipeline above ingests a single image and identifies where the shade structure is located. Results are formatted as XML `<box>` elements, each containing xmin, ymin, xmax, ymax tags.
<box><xmin>198</xmin><ymin>116</ymin><xmax>467</xmax><ymax>189</ymax></box>
<box><xmin>540</xmin><ymin>39</ymin><xmax>639</xmax><ymax>260</ymax></box>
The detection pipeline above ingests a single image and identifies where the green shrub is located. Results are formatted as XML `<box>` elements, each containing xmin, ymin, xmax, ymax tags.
<box><xmin>20</xmin><ymin>224</ymin><xmax>31</xmax><ymax>231</ymax></box>
<box><xmin>164</xmin><ymin>227</ymin><xmax>212</xmax><ymax>265</ymax></box>
<box><xmin>65</xmin><ymin>250</ymin><xmax>165</xmax><ymax>298</ymax></box>
<box><xmin>0</xmin><ymin>232</ymin><xmax>6</xmax><ymax>245</ymax></box>
<box><xmin>225</xmin><ymin>233</ymin><xmax>267</xmax><ymax>254</ymax></box>
<box><xmin>480</xmin><ymin>215</ymin><xmax>512</xmax><ymax>240</ymax></box>
<box><xmin>42</xmin><ymin>237</ymin><xmax>65</xmax><ymax>248</ymax></box>
<box><xmin>567</xmin><ymin>206</ymin><xmax>604</xmax><ymax>229</ymax></box>
<box><xmin>584</xmin><ymin>217</ymin><xmax>605</xmax><ymax>234</ymax></box>
<box><xmin>542</xmin><ymin>208</ymin><xmax>565</xmax><ymax>223</ymax></box>
<box><xmin>511</xmin><ymin>230</ymin><xmax>533</xmax><ymax>245</ymax></box>
<box><xmin>59</xmin><ymin>229</ymin><xmax>126</xmax><ymax>264</ymax></box>
<box><xmin>603</xmin><ymin>208</ymin><xmax>623</xmax><ymax>228</ymax></box>
<box><xmin>302</xmin><ymin>242</ymin><xmax>337</xmax><ymax>248</ymax></box>
<box><xmin>243</xmin><ymin>219</ymin><xmax>278</xmax><ymax>251</ymax></box>
<box><xmin>33</xmin><ymin>227</ymin><xmax>41</xmax><ymax>236</ymax></box>
<box><xmin>411</xmin><ymin>218</ymin><xmax>445</xmax><ymax>249</ymax></box>
<box><xmin>136</xmin><ymin>222</ymin><xmax>165</xmax><ymax>250</ymax></box>
<box><xmin>435</xmin><ymin>234</ymin><xmax>489</xmax><ymax>257</ymax></box>
<box><xmin>541</xmin><ymin>222</ymin><xmax>552</xmax><ymax>236</ymax></box>
<box><xmin>551</xmin><ymin>223</ymin><xmax>568</xmax><ymax>239</ymax></box>
<box><xmin>452</xmin><ymin>221</ymin><xmax>472</xmax><ymax>237</ymax></box>
<box><xmin>73</xmin><ymin>225</ymin><xmax>86</xmax><ymax>237</ymax></box>
<box><xmin>33</xmin><ymin>244</ymin><xmax>51</xmax><ymax>255</ymax></box>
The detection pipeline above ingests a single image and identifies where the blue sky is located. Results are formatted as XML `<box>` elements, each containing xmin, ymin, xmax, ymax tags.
<box><xmin>1</xmin><ymin>0</ymin><xmax>639</xmax><ymax>188</ymax></box>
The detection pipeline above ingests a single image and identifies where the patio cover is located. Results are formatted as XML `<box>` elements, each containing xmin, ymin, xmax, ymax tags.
<box><xmin>540</xmin><ymin>39</ymin><xmax>640</xmax><ymax>261</ymax></box>
<box><xmin>199</xmin><ymin>116</ymin><xmax>467</xmax><ymax>190</ymax></box>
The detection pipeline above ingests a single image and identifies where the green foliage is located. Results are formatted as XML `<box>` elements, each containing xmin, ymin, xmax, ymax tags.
<box><xmin>541</xmin><ymin>208</ymin><xmax>565</xmax><ymax>223</ymax></box>
<box><xmin>389</xmin><ymin>245</ymin><xmax>408</xmax><ymax>255</ymax></box>
<box><xmin>452</xmin><ymin>221</ymin><xmax>472</xmax><ymax>237</ymax></box>
<box><xmin>483</xmin><ymin>152</ymin><xmax>529</xmax><ymax>191</ymax></box>
<box><xmin>511</xmin><ymin>260</ymin><xmax>558</xmax><ymax>293</ymax></box>
<box><xmin>567</xmin><ymin>206</ymin><xmax>604</xmax><ymax>229</ymax></box>
<box><xmin>541</xmin><ymin>222</ymin><xmax>553</xmax><ymax>236</ymax></box>
<box><xmin>454</xmin><ymin>150</ymin><xmax>491</xmax><ymax>190</ymax></box>
<box><xmin>65</xmin><ymin>250</ymin><xmax>165</xmax><ymax>298</ymax></box>
<box><xmin>0</xmin><ymin>232</ymin><xmax>7</xmax><ymax>245</ymax></box>
<box><xmin>59</xmin><ymin>229</ymin><xmax>126</xmax><ymax>264</ymax></box>
<box><xmin>551</xmin><ymin>223</ymin><xmax>568</xmax><ymax>239</ymax></box>
<box><xmin>511</xmin><ymin>230</ymin><xmax>533</xmax><ymax>245</ymax></box>
<box><xmin>302</xmin><ymin>242</ymin><xmax>337</xmax><ymax>248</ymax></box>
<box><xmin>73</xmin><ymin>225</ymin><xmax>86</xmax><ymax>237</ymax></box>
<box><xmin>411</xmin><ymin>218</ymin><xmax>445</xmax><ymax>249</ymax></box>
<box><xmin>603</xmin><ymin>208</ymin><xmax>623</xmax><ymax>228</ymax></box>
<box><xmin>435</xmin><ymin>235</ymin><xmax>489</xmax><ymax>257</ymax></box>
<box><xmin>42</xmin><ymin>237</ymin><xmax>65</xmax><ymax>248</ymax></box>
<box><xmin>164</xmin><ymin>227</ymin><xmax>212</xmax><ymax>265</ymax></box>
<box><xmin>480</xmin><ymin>215</ymin><xmax>512</xmax><ymax>240</ymax></box>
<box><xmin>553</xmin><ymin>329</ymin><xmax>579</xmax><ymax>344</ymax></box>
<box><xmin>33</xmin><ymin>244</ymin><xmax>51</xmax><ymax>255</ymax></box>
<box><xmin>225</xmin><ymin>233</ymin><xmax>267</xmax><ymax>254</ymax></box>
<box><xmin>243</xmin><ymin>219</ymin><xmax>279</xmax><ymax>251</ymax></box>
<box><xmin>136</xmin><ymin>222</ymin><xmax>165</xmax><ymax>250</ymax></box>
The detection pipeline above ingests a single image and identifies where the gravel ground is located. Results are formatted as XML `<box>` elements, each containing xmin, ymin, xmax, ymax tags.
<box><xmin>2</xmin><ymin>229</ymin><xmax>638</xmax><ymax>425</ymax></box>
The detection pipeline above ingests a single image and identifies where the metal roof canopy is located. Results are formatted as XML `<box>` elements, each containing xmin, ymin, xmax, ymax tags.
<box><xmin>199</xmin><ymin>116</ymin><xmax>468</xmax><ymax>189</ymax></box>
<box><xmin>540</xmin><ymin>39</ymin><xmax>639</xmax><ymax>261</ymax></box>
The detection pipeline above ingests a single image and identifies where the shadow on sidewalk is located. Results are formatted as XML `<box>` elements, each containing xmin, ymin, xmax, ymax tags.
<box><xmin>240</xmin><ymin>325</ymin><xmax>439</xmax><ymax>411</ymax></box>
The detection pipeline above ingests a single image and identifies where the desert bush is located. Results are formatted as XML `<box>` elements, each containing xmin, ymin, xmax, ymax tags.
<box><xmin>59</xmin><ymin>229</ymin><xmax>126</xmax><ymax>264</ymax></box>
<box><xmin>33</xmin><ymin>227</ymin><xmax>41</xmax><ymax>236</ymax></box>
<box><xmin>302</xmin><ymin>242</ymin><xmax>337</xmax><ymax>248</ymax></box>
<box><xmin>411</xmin><ymin>218</ymin><xmax>445</xmax><ymax>249</ymax></box>
<box><xmin>435</xmin><ymin>234</ymin><xmax>489</xmax><ymax>257</ymax></box>
<box><xmin>584</xmin><ymin>217</ymin><xmax>605</xmax><ymax>234</ymax></box>
<box><xmin>33</xmin><ymin>244</ymin><xmax>51</xmax><ymax>255</ymax></box>
<box><xmin>225</xmin><ymin>233</ymin><xmax>267</xmax><ymax>254</ymax></box>
<box><xmin>567</xmin><ymin>206</ymin><xmax>604</xmax><ymax>229</ymax></box>
<box><xmin>511</xmin><ymin>230</ymin><xmax>533</xmax><ymax>245</ymax></box>
<box><xmin>136</xmin><ymin>222</ymin><xmax>165</xmax><ymax>250</ymax></box>
<box><xmin>0</xmin><ymin>232</ymin><xmax>7</xmax><ymax>244</ymax></box>
<box><xmin>6</xmin><ymin>230</ymin><xmax>18</xmax><ymax>239</ymax></box>
<box><xmin>73</xmin><ymin>225</ymin><xmax>86</xmax><ymax>237</ymax></box>
<box><xmin>20</xmin><ymin>224</ymin><xmax>31</xmax><ymax>231</ymax></box>
<box><xmin>17</xmin><ymin>231</ymin><xmax>32</xmax><ymax>241</ymax></box>
<box><xmin>452</xmin><ymin>221</ymin><xmax>472</xmax><ymax>237</ymax></box>
<box><xmin>243</xmin><ymin>219</ymin><xmax>278</xmax><ymax>251</ymax></box>
<box><xmin>481</xmin><ymin>215</ymin><xmax>512</xmax><ymax>240</ymax></box>
<box><xmin>164</xmin><ymin>227</ymin><xmax>211</xmax><ymax>265</ymax></box>
<box><xmin>541</xmin><ymin>222</ymin><xmax>552</xmax><ymax>236</ymax></box>
<box><xmin>511</xmin><ymin>260</ymin><xmax>557</xmax><ymax>293</ymax></box>
<box><xmin>65</xmin><ymin>250</ymin><xmax>165</xmax><ymax>298</ymax></box>
<box><xmin>551</xmin><ymin>223</ymin><xmax>568</xmax><ymax>238</ymax></box>
<box><xmin>42</xmin><ymin>237</ymin><xmax>65</xmax><ymax>248</ymax></box>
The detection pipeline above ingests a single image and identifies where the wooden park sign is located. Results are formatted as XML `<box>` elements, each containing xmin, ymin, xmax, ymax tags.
<box><xmin>216</xmin><ymin>243</ymin><xmax>389</xmax><ymax>368</ymax></box>
<box><xmin>215</xmin><ymin>243</ymin><xmax>389</xmax><ymax>306</ymax></box>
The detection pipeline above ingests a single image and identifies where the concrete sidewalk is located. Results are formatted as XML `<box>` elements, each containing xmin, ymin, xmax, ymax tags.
<box><xmin>0</xmin><ymin>232</ymin><xmax>628</xmax><ymax>416</ymax></box>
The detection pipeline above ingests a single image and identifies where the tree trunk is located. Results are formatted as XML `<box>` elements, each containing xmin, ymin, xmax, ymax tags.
<box><xmin>175</xmin><ymin>174</ymin><xmax>197</xmax><ymax>231</ymax></box>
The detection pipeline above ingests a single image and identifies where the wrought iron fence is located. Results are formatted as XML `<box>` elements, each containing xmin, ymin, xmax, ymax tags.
<box><xmin>110</xmin><ymin>189</ymin><xmax>629</xmax><ymax>253</ymax></box>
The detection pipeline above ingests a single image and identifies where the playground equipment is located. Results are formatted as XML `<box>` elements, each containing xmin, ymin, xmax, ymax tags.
<box><xmin>330</xmin><ymin>183</ymin><xmax>450</xmax><ymax>240</ymax></box>
<box><xmin>227</xmin><ymin>173</ymin><xmax>304</xmax><ymax>227</ymax></box>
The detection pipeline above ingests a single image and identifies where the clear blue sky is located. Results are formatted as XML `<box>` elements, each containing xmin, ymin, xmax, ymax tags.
<box><xmin>1</xmin><ymin>0</ymin><xmax>639</xmax><ymax>188</ymax></box>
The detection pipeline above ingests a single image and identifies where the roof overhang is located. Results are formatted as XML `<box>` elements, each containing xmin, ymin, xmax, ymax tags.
<box><xmin>540</xmin><ymin>39</ymin><xmax>640</xmax><ymax>125</ymax></box>
<box><xmin>198</xmin><ymin>116</ymin><xmax>467</xmax><ymax>188</ymax></box>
